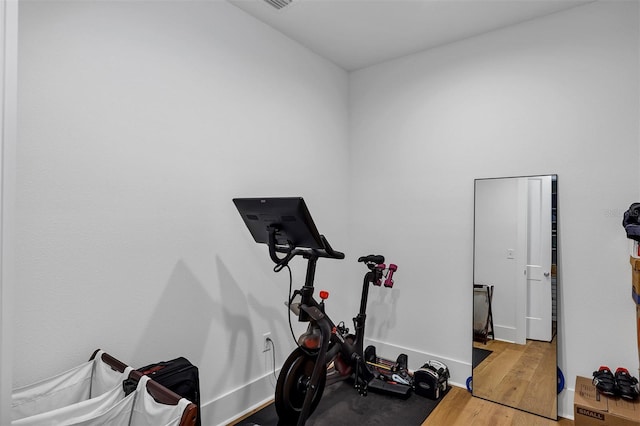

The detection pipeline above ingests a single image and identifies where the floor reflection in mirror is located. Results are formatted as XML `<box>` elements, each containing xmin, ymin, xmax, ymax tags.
<box><xmin>472</xmin><ymin>336</ymin><xmax>557</xmax><ymax>419</ymax></box>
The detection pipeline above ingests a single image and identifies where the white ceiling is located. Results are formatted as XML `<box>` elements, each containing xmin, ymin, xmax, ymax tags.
<box><xmin>228</xmin><ymin>0</ymin><xmax>593</xmax><ymax>71</ymax></box>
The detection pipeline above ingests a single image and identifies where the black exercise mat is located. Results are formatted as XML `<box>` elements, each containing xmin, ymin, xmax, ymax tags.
<box><xmin>238</xmin><ymin>381</ymin><xmax>449</xmax><ymax>426</ymax></box>
<box><xmin>472</xmin><ymin>347</ymin><xmax>492</xmax><ymax>368</ymax></box>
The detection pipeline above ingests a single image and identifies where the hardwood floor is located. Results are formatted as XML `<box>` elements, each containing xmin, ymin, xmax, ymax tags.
<box><xmin>422</xmin><ymin>386</ymin><xmax>573</xmax><ymax>426</ymax></box>
<box><xmin>473</xmin><ymin>337</ymin><xmax>558</xmax><ymax>419</ymax></box>
<box><xmin>232</xmin><ymin>338</ymin><xmax>565</xmax><ymax>426</ymax></box>
<box><xmin>229</xmin><ymin>386</ymin><xmax>573</xmax><ymax>425</ymax></box>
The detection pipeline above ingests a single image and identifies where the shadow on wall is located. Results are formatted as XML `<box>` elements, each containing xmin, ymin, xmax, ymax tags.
<box><xmin>367</xmin><ymin>288</ymin><xmax>400</xmax><ymax>342</ymax></box>
<box><xmin>134</xmin><ymin>260</ymin><xmax>218</xmax><ymax>366</ymax></box>
<box><xmin>134</xmin><ymin>257</ymin><xmax>261</xmax><ymax>411</ymax></box>
<box><xmin>215</xmin><ymin>256</ymin><xmax>257</xmax><ymax>407</ymax></box>
<box><xmin>247</xmin><ymin>291</ymin><xmax>287</xmax><ymax>360</ymax></box>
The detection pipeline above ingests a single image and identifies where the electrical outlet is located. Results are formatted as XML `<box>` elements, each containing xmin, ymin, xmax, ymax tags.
<box><xmin>263</xmin><ymin>332</ymin><xmax>272</xmax><ymax>352</ymax></box>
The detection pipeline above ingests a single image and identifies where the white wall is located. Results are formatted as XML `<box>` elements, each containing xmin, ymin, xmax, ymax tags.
<box><xmin>16</xmin><ymin>1</ymin><xmax>350</xmax><ymax>424</ymax></box>
<box><xmin>1</xmin><ymin>0</ymin><xmax>18</xmax><ymax>424</ymax></box>
<box><xmin>11</xmin><ymin>0</ymin><xmax>640</xmax><ymax>423</ymax></box>
<box><xmin>349</xmin><ymin>1</ymin><xmax>639</xmax><ymax>418</ymax></box>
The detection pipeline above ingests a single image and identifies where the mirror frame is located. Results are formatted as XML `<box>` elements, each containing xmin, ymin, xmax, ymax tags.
<box><xmin>471</xmin><ymin>174</ymin><xmax>558</xmax><ymax>420</ymax></box>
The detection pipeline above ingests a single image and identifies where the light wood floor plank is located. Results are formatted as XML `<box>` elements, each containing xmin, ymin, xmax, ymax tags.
<box><xmin>473</xmin><ymin>337</ymin><xmax>558</xmax><ymax>418</ymax></box>
<box><xmin>422</xmin><ymin>386</ymin><xmax>573</xmax><ymax>426</ymax></box>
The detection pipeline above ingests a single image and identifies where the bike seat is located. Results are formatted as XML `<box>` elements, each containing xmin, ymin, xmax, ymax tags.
<box><xmin>358</xmin><ymin>254</ymin><xmax>385</xmax><ymax>265</ymax></box>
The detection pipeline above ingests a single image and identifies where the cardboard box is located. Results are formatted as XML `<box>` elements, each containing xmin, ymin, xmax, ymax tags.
<box><xmin>630</xmin><ymin>240</ymin><xmax>640</xmax><ymax>259</ymax></box>
<box><xmin>630</xmin><ymin>257</ymin><xmax>640</xmax><ymax>304</ymax></box>
<box><xmin>637</xmin><ymin>305</ymin><xmax>640</xmax><ymax>369</ymax></box>
<box><xmin>574</xmin><ymin>376</ymin><xmax>640</xmax><ymax>426</ymax></box>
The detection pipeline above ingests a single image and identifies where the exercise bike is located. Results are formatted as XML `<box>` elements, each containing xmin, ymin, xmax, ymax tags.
<box><xmin>233</xmin><ymin>197</ymin><xmax>411</xmax><ymax>426</ymax></box>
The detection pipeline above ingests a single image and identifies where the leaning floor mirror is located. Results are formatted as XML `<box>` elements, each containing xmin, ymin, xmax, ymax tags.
<box><xmin>472</xmin><ymin>175</ymin><xmax>558</xmax><ymax>420</ymax></box>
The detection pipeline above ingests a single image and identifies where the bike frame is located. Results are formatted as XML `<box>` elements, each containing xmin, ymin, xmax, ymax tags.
<box><xmin>287</xmin><ymin>252</ymin><xmax>382</xmax><ymax>425</ymax></box>
<box><xmin>233</xmin><ymin>198</ymin><xmax>401</xmax><ymax>425</ymax></box>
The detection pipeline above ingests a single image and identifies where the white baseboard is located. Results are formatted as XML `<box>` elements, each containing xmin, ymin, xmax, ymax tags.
<box><xmin>204</xmin><ymin>370</ymin><xmax>279</xmax><ymax>426</ymax></box>
<box><xmin>493</xmin><ymin>325</ymin><xmax>517</xmax><ymax>343</ymax></box>
<box><xmin>559</xmin><ymin>386</ymin><xmax>575</xmax><ymax>420</ymax></box>
<box><xmin>365</xmin><ymin>337</ymin><xmax>470</xmax><ymax>389</ymax></box>
<box><xmin>205</xmin><ymin>340</ymin><xmax>575</xmax><ymax>424</ymax></box>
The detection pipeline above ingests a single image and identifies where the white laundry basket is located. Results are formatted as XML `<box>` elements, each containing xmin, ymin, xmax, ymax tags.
<box><xmin>11</xmin><ymin>350</ymin><xmax>131</xmax><ymax>422</ymax></box>
<box><xmin>11</xmin><ymin>350</ymin><xmax>198</xmax><ymax>426</ymax></box>
<box><xmin>12</xmin><ymin>372</ymin><xmax>135</xmax><ymax>426</ymax></box>
<box><xmin>129</xmin><ymin>375</ymin><xmax>192</xmax><ymax>426</ymax></box>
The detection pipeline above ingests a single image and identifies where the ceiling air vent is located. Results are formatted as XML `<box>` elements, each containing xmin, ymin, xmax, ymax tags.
<box><xmin>263</xmin><ymin>0</ymin><xmax>293</xmax><ymax>10</ymax></box>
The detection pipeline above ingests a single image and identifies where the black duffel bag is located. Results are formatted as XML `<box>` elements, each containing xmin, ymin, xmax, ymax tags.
<box><xmin>126</xmin><ymin>357</ymin><xmax>201</xmax><ymax>426</ymax></box>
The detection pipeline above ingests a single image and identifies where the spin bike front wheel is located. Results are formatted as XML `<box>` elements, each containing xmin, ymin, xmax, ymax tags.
<box><xmin>275</xmin><ymin>347</ymin><xmax>326</xmax><ymax>424</ymax></box>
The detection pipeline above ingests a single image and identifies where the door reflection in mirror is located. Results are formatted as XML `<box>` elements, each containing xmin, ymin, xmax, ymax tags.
<box><xmin>472</xmin><ymin>175</ymin><xmax>557</xmax><ymax>420</ymax></box>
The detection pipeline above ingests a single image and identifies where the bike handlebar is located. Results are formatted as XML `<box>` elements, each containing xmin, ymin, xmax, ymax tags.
<box><xmin>268</xmin><ymin>227</ymin><xmax>344</xmax><ymax>271</ymax></box>
<box><xmin>319</xmin><ymin>235</ymin><xmax>345</xmax><ymax>260</ymax></box>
